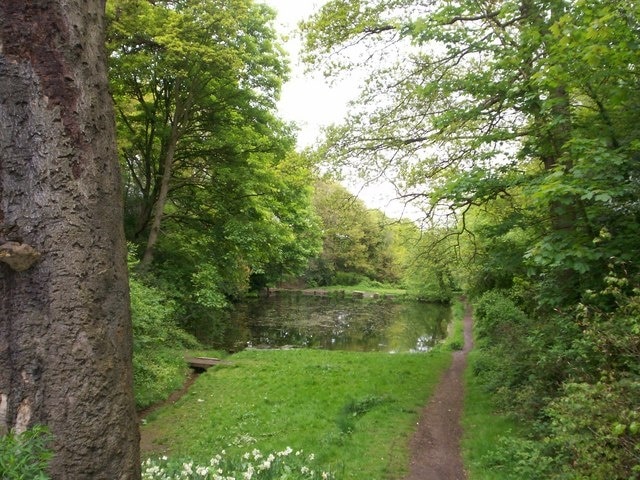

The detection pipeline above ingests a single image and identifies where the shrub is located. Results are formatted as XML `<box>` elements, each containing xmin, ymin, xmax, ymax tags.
<box><xmin>0</xmin><ymin>426</ymin><xmax>52</xmax><ymax>480</ymax></box>
<box><xmin>473</xmin><ymin>290</ymin><xmax>528</xmax><ymax>343</ymax></box>
<box><xmin>483</xmin><ymin>437</ymin><xmax>559</xmax><ymax>480</ymax></box>
<box><xmin>130</xmin><ymin>274</ymin><xmax>200</xmax><ymax>409</ymax></box>
<box><xmin>469</xmin><ymin>277</ymin><xmax>640</xmax><ymax>478</ymax></box>
<box><xmin>545</xmin><ymin>378</ymin><xmax>640</xmax><ymax>479</ymax></box>
<box><xmin>333</xmin><ymin>271</ymin><xmax>366</xmax><ymax>286</ymax></box>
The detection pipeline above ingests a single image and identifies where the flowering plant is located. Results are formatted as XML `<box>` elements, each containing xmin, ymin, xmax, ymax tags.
<box><xmin>142</xmin><ymin>447</ymin><xmax>334</xmax><ymax>480</ymax></box>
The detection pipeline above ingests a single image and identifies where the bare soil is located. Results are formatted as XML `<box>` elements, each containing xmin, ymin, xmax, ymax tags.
<box><xmin>404</xmin><ymin>304</ymin><xmax>474</xmax><ymax>480</ymax></box>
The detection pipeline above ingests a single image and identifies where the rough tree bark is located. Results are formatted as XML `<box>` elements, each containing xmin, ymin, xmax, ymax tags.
<box><xmin>0</xmin><ymin>1</ymin><xmax>140</xmax><ymax>479</ymax></box>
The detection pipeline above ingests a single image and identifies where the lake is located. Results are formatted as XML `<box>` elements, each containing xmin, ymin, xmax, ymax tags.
<box><xmin>193</xmin><ymin>291</ymin><xmax>451</xmax><ymax>353</ymax></box>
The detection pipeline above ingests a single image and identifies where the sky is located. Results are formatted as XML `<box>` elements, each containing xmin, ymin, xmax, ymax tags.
<box><xmin>262</xmin><ymin>0</ymin><xmax>356</xmax><ymax>148</ymax></box>
<box><xmin>262</xmin><ymin>0</ymin><xmax>423</xmax><ymax>220</ymax></box>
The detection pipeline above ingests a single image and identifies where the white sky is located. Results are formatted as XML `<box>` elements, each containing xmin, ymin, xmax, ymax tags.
<box><xmin>262</xmin><ymin>0</ymin><xmax>424</xmax><ymax>220</ymax></box>
<box><xmin>262</xmin><ymin>0</ymin><xmax>358</xmax><ymax>148</ymax></box>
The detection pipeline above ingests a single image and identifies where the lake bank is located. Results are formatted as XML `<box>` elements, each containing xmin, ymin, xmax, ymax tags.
<box><xmin>139</xmin><ymin>300</ymin><xmax>466</xmax><ymax>478</ymax></box>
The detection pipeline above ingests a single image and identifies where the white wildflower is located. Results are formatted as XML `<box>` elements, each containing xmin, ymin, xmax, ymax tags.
<box><xmin>243</xmin><ymin>463</ymin><xmax>254</xmax><ymax>480</ymax></box>
<box><xmin>308</xmin><ymin>453</ymin><xmax>315</xmax><ymax>461</ymax></box>
<box><xmin>196</xmin><ymin>466</ymin><xmax>209</xmax><ymax>476</ymax></box>
<box><xmin>301</xmin><ymin>466</ymin><xmax>310</xmax><ymax>474</ymax></box>
<box><xmin>278</xmin><ymin>446</ymin><xmax>293</xmax><ymax>457</ymax></box>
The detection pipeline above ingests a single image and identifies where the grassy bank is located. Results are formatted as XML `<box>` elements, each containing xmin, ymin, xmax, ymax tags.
<box><xmin>318</xmin><ymin>283</ymin><xmax>408</xmax><ymax>296</ymax></box>
<box><xmin>141</xmin><ymin>345</ymin><xmax>452</xmax><ymax>478</ymax></box>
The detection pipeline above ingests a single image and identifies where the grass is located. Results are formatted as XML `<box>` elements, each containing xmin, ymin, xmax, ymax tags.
<box><xmin>444</xmin><ymin>298</ymin><xmax>465</xmax><ymax>351</ymax></box>
<box><xmin>462</xmin><ymin>349</ymin><xmax>524</xmax><ymax>480</ymax></box>
<box><xmin>141</xmin><ymin>347</ymin><xmax>452</xmax><ymax>479</ymax></box>
<box><xmin>319</xmin><ymin>283</ymin><xmax>408</xmax><ymax>296</ymax></box>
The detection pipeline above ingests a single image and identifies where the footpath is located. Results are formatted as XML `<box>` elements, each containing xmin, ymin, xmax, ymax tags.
<box><xmin>405</xmin><ymin>304</ymin><xmax>473</xmax><ymax>480</ymax></box>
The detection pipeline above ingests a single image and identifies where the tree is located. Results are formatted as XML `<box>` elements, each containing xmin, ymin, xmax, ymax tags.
<box><xmin>0</xmin><ymin>2</ymin><xmax>139</xmax><ymax>479</ymax></box>
<box><xmin>107</xmin><ymin>0</ymin><xmax>322</xmax><ymax>309</ymax></box>
<box><xmin>106</xmin><ymin>0</ymin><xmax>291</xmax><ymax>269</ymax></box>
<box><xmin>308</xmin><ymin>180</ymin><xmax>400</xmax><ymax>285</ymax></box>
<box><xmin>302</xmin><ymin>0</ymin><xmax>640</xmax><ymax>303</ymax></box>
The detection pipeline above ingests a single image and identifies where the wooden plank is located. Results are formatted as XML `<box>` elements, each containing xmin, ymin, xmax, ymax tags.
<box><xmin>184</xmin><ymin>356</ymin><xmax>226</xmax><ymax>370</ymax></box>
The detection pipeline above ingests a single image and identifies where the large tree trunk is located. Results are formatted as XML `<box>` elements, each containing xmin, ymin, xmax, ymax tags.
<box><xmin>0</xmin><ymin>2</ymin><xmax>140</xmax><ymax>479</ymax></box>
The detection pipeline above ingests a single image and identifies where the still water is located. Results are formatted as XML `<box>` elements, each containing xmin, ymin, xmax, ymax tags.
<box><xmin>195</xmin><ymin>292</ymin><xmax>451</xmax><ymax>353</ymax></box>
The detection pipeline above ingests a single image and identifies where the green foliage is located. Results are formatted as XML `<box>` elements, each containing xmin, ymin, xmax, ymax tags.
<box><xmin>307</xmin><ymin>180</ymin><xmax>456</xmax><ymax>299</ymax></box>
<box><xmin>0</xmin><ymin>426</ymin><xmax>53</xmax><ymax>480</ymax></box>
<box><xmin>545</xmin><ymin>378</ymin><xmax>640</xmax><ymax>479</ymax></box>
<box><xmin>468</xmin><ymin>280</ymin><xmax>640</xmax><ymax>477</ymax></box>
<box><xmin>333</xmin><ymin>271</ymin><xmax>367</xmax><ymax>286</ymax></box>
<box><xmin>308</xmin><ymin>181</ymin><xmax>401</xmax><ymax>286</ymax></box>
<box><xmin>130</xmin><ymin>272</ymin><xmax>200</xmax><ymax>409</ymax></box>
<box><xmin>537</xmin><ymin>276</ymin><xmax>640</xmax><ymax>478</ymax></box>
<box><xmin>481</xmin><ymin>437</ymin><xmax>558</xmax><ymax>480</ymax></box>
<box><xmin>473</xmin><ymin>291</ymin><xmax>580</xmax><ymax>418</ymax></box>
<box><xmin>107</xmin><ymin>0</ymin><xmax>322</xmax><ymax>309</ymax></box>
<box><xmin>473</xmin><ymin>291</ymin><xmax>528</xmax><ymax>344</ymax></box>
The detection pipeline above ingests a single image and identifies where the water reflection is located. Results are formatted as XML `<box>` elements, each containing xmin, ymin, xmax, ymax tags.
<box><xmin>193</xmin><ymin>292</ymin><xmax>451</xmax><ymax>353</ymax></box>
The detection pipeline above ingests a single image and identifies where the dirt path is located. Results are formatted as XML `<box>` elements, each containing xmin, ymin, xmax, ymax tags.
<box><xmin>405</xmin><ymin>303</ymin><xmax>474</xmax><ymax>480</ymax></box>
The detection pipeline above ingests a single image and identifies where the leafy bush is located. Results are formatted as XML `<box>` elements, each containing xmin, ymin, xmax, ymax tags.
<box><xmin>130</xmin><ymin>274</ymin><xmax>200</xmax><ymax>409</ymax></box>
<box><xmin>0</xmin><ymin>426</ymin><xmax>52</xmax><ymax>480</ymax></box>
<box><xmin>483</xmin><ymin>437</ymin><xmax>559</xmax><ymax>480</ymax></box>
<box><xmin>545</xmin><ymin>378</ymin><xmax>640</xmax><ymax>479</ymax></box>
<box><xmin>333</xmin><ymin>271</ymin><xmax>367</xmax><ymax>286</ymax></box>
<box><xmin>473</xmin><ymin>290</ymin><xmax>528</xmax><ymax>343</ymax></box>
<box><xmin>471</xmin><ymin>292</ymin><xmax>536</xmax><ymax>413</ymax></box>
<box><xmin>538</xmin><ymin>278</ymin><xmax>640</xmax><ymax>479</ymax></box>
<box><xmin>302</xmin><ymin>258</ymin><xmax>335</xmax><ymax>287</ymax></box>
<box><xmin>469</xmin><ymin>274</ymin><xmax>640</xmax><ymax>478</ymax></box>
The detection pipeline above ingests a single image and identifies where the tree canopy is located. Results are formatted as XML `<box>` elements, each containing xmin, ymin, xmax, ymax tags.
<box><xmin>107</xmin><ymin>0</ymin><xmax>322</xmax><ymax>305</ymax></box>
<box><xmin>303</xmin><ymin>0</ymin><xmax>640</xmax><ymax>299</ymax></box>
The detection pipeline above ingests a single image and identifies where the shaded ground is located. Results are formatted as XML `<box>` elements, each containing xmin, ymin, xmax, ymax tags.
<box><xmin>405</xmin><ymin>304</ymin><xmax>474</xmax><ymax>480</ymax></box>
